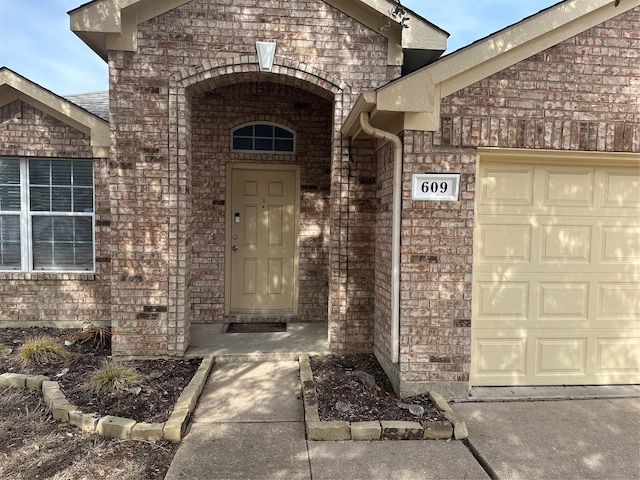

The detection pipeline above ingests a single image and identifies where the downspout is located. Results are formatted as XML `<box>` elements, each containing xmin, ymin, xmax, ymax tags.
<box><xmin>359</xmin><ymin>112</ymin><xmax>402</xmax><ymax>363</ymax></box>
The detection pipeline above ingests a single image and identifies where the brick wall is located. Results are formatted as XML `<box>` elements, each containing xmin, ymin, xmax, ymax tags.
<box><xmin>438</xmin><ymin>7</ymin><xmax>640</xmax><ymax>151</ymax></box>
<box><xmin>107</xmin><ymin>0</ymin><xmax>400</xmax><ymax>355</ymax></box>
<box><xmin>0</xmin><ymin>100</ymin><xmax>111</xmax><ymax>327</ymax></box>
<box><xmin>389</xmin><ymin>6</ymin><xmax>639</xmax><ymax>395</ymax></box>
<box><xmin>373</xmin><ymin>141</ymin><xmax>394</xmax><ymax>362</ymax></box>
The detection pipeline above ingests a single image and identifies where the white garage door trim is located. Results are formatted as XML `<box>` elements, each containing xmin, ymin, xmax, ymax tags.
<box><xmin>472</xmin><ymin>148</ymin><xmax>640</xmax><ymax>387</ymax></box>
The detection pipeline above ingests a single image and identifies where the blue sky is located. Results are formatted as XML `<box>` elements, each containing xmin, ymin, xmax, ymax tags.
<box><xmin>0</xmin><ymin>0</ymin><xmax>559</xmax><ymax>96</ymax></box>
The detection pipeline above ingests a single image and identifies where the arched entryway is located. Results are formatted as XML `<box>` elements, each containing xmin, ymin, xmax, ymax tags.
<box><xmin>166</xmin><ymin>59</ymin><xmax>349</xmax><ymax>355</ymax></box>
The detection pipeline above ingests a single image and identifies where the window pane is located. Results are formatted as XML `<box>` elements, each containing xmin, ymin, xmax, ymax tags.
<box><xmin>1</xmin><ymin>243</ymin><xmax>21</xmax><ymax>269</ymax></box>
<box><xmin>73</xmin><ymin>162</ymin><xmax>93</xmax><ymax>187</ymax></box>
<box><xmin>32</xmin><ymin>216</ymin><xmax>93</xmax><ymax>270</ymax></box>
<box><xmin>0</xmin><ymin>159</ymin><xmax>20</xmax><ymax>184</ymax></box>
<box><xmin>32</xmin><ymin>242</ymin><xmax>53</xmax><ymax>269</ymax></box>
<box><xmin>274</xmin><ymin>127</ymin><xmax>293</xmax><ymax>139</ymax></box>
<box><xmin>54</xmin><ymin>247</ymin><xmax>75</xmax><ymax>268</ymax></box>
<box><xmin>75</xmin><ymin>217</ymin><xmax>93</xmax><ymax>243</ymax></box>
<box><xmin>235</xmin><ymin>125</ymin><xmax>253</xmax><ymax>136</ymax></box>
<box><xmin>29</xmin><ymin>160</ymin><xmax>51</xmax><ymax>185</ymax></box>
<box><xmin>275</xmin><ymin>139</ymin><xmax>294</xmax><ymax>152</ymax></box>
<box><xmin>0</xmin><ymin>186</ymin><xmax>21</xmax><ymax>211</ymax></box>
<box><xmin>75</xmin><ymin>243</ymin><xmax>94</xmax><ymax>269</ymax></box>
<box><xmin>0</xmin><ymin>215</ymin><xmax>21</xmax><ymax>269</ymax></box>
<box><xmin>51</xmin><ymin>161</ymin><xmax>72</xmax><ymax>185</ymax></box>
<box><xmin>254</xmin><ymin>124</ymin><xmax>273</xmax><ymax>137</ymax></box>
<box><xmin>0</xmin><ymin>160</ymin><xmax>21</xmax><ymax>212</ymax></box>
<box><xmin>30</xmin><ymin>186</ymin><xmax>51</xmax><ymax>211</ymax></box>
<box><xmin>53</xmin><ymin>217</ymin><xmax>74</xmax><ymax>242</ymax></box>
<box><xmin>255</xmin><ymin>138</ymin><xmax>273</xmax><ymax>151</ymax></box>
<box><xmin>32</xmin><ymin>216</ymin><xmax>53</xmax><ymax>269</ymax></box>
<box><xmin>74</xmin><ymin>188</ymin><xmax>93</xmax><ymax>213</ymax></box>
<box><xmin>52</xmin><ymin>187</ymin><xmax>72</xmax><ymax>212</ymax></box>
<box><xmin>233</xmin><ymin>137</ymin><xmax>253</xmax><ymax>151</ymax></box>
<box><xmin>1</xmin><ymin>215</ymin><xmax>20</xmax><ymax>242</ymax></box>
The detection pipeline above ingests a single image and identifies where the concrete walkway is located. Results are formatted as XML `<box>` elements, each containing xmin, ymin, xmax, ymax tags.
<box><xmin>165</xmin><ymin>358</ymin><xmax>640</xmax><ymax>480</ymax></box>
<box><xmin>164</xmin><ymin>361</ymin><xmax>489</xmax><ymax>480</ymax></box>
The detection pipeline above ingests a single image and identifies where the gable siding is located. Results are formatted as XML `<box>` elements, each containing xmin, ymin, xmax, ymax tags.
<box><xmin>0</xmin><ymin>99</ymin><xmax>111</xmax><ymax>327</ymax></box>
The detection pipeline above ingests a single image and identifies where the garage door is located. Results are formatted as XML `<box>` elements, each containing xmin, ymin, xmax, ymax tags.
<box><xmin>472</xmin><ymin>150</ymin><xmax>640</xmax><ymax>386</ymax></box>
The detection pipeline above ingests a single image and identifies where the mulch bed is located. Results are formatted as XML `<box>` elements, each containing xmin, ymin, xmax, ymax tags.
<box><xmin>0</xmin><ymin>327</ymin><xmax>200</xmax><ymax>423</ymax></box>
<box><xmin>311</xmin><ymin>353</ymin><xmax>446</xmax><ymax>423</ymax></box>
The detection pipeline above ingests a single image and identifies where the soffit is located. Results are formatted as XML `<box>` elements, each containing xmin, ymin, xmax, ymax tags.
<box><xmin>69</xmin><ymin>0</ymin><xmax>448</xmax><ymax>65</ymax></box>
<box><xmin>0</xmin><ymin>68</ymin><xmax>110</xmax><ymax>158</ymax></box>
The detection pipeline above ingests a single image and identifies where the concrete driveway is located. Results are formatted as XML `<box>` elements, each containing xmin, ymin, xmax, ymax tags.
<box><xmin>454</xmin><ymin>398</ymin><xmax>640</xmax><ymax>480</ymax></box>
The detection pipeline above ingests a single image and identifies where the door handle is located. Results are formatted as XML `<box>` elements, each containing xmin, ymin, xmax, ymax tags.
<box><xmin>232</xmin><ymin>245</ymin><xmax>239</xmax><ymax>251</ymax></box>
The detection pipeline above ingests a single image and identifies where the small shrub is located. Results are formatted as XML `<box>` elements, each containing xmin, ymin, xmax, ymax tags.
<box><xmin>18</xmin><ymin>336</ymin><xmax>66</xmax><ymax>365</ymax></box>
<box><xmin>68</xmin><ymin>324</ymin><xmax>111</xmax><ymax>349</ymax></box>
<box><xmin>90</xmin><ymin>360</ymin><xmax>140</xmax><ymax>393</ymax></box>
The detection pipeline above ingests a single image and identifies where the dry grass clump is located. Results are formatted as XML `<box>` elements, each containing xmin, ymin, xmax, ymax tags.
<box><xmin>89</xmin><ymin>360</ymin><xmax>140</xmax><ymax>393</ymax></box>
<box><xmin>68</xmin><ymin>324</ymin><xmax>111</xmax><ymax>349</ymax></box>
<box><xmin>18</xmin><ymin>335</ymin><xmax>66</xmax><ymax>365</ymax></box>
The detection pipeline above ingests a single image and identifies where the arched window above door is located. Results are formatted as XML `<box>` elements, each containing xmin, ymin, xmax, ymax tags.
<box><xmin>231</xmin><ymin>122</ymin><xmax>295</xmax><ymax>154</ymax></box>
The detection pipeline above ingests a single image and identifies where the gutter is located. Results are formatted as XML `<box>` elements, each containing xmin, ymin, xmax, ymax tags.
<box><xmin>359</xmin><ymin>112</ymin><xmax>402</xmax><ymax>364</ymax></box>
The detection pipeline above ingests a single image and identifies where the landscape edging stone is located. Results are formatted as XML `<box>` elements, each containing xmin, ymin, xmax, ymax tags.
<box><xmin>298</xmin><ymin>354</ymin><xmax>468</xmax><ymax>441</ymax></box>
<box><xmin>0</xmin><ymin>355</ymin><xmax>214</xmax><ymax>443</ymax></box>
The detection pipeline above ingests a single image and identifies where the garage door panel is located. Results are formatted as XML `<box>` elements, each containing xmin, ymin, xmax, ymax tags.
<box><xmin>476</xmin><ymin>281</ymin><xmax>529</xmax><ymax>320</ymax></box>
<box><xmin>473</xmin><ymin>157</ymin><xmax>640</xmax><ymax>387</ymax></box>
<box><xmin>479</xmin><ymin>165</ymin><xmax>534</xmax><ymax>206</ymax></box>
<box><xmin>595</xmin><ymin>337</ymin><xmax>640</xmax><ymax>377</ymax></box>
<box><xmin>538</xmin><ymin>282</ymin><xmax>589</xmax><ymax>321</ymax></box>
<box><xmin>597</xmin><ymin>283</ymin><xmax>640</xmax><ymax>318</ymax></box>
<box><xmin>477</xmin><ymin>223</ymin><xmax>531</xmax><ymax>264</ymax></box>
<box><xmin>542</xmin><ymin>167</ymin><xmax>594</xmax><ymax>207</ymax></box>
<box><xmin>540</xmin><ymin>224</ymin><xmax>592</xmax><ymax>263</ymax></box>
<box><xmin>600</xmin><ymin>226</ymin><xmax>640</xmax><ymax>263</ymax></box>
<box><xmin>473</xmin><ymin>337</ymin><xmax>528</xmax><ymax>378</ymax></box>
<box><xmin>601</xmin><ymin>170</ymin><xmax>640</xmax><ymax>209</ymax></box>
<box><xmin>535</xmin><ymin>338</ymin><xmax>587</xmax><ymax>376</ymax></box>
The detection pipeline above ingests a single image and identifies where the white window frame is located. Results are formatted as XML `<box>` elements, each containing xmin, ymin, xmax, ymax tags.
<box><xmin>230</xmin><ymin>122</ymin><xmax>296</xmax><ymax>154</ymax></box>
<box><xmin>0</xmin><ymin>158</ymin><xmax>95</xmax><ymax>273</ymax></box>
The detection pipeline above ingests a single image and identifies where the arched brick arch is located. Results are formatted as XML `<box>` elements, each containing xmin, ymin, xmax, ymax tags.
<box><xmin>174</xmin><ymin>56</ymin><xmax>348</xmax><ymax>97</ymax></box>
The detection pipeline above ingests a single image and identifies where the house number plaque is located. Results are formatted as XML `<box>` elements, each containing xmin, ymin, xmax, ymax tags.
<box><xmin>412</xmin><ymin>173</ymin><xmax>461</xmax><ymax>201</ymax></box>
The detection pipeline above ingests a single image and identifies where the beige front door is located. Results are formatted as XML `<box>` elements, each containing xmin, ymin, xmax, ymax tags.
<box><xmin>472</xmin><ymin>150</ymin><xmax>640</xmax><ymax>386</ymax></box>
<box><xmin>226</xmin><ymin>164</ymin><xmax>299</xmax><ymax>314</ymax></box>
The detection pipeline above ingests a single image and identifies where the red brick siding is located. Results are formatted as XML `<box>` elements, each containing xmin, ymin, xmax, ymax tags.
<box><xmin>0</xmin><ymin>100</ymin><xmax>111</xmax><ymax>327</ymax></box>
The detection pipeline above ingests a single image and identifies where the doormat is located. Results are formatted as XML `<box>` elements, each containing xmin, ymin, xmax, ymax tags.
<box><xmin>226</xmin><ymin>322</ymin><xmax>287</xmax><ymax>333</ymax></box>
